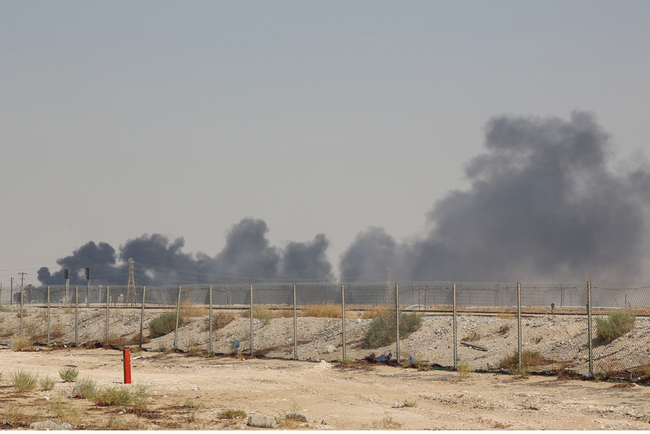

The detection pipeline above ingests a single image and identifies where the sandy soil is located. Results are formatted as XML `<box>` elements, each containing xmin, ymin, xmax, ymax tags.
<box><xmin>1</xmin><ymin>348</ymin><xmax>650</xmax><ymax>430</ymax></box>
<box><xmin>2</xmin><ymin>306</ymin><xmax>650</xmax><ymax>429</ymax></box>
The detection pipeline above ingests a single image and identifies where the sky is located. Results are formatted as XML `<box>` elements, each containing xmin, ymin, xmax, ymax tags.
<box><xmin>2</xmin><ymin>1</ymin><xmax>650</xmax><ymax>287</ymax></box>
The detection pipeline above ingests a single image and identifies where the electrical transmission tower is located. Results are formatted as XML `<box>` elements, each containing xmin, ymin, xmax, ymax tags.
<box><xmin>126</xmin><ymin>258</ymin><xmax>137</xmax><ymax>307</ymax></box>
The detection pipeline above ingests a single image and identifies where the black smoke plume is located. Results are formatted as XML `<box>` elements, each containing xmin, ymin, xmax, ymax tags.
<box><xmin>341</xmin><ymin>111</ymin><xmax>650</xmax><ymax>282</ymax></box>
<box><xmin>38</xmin><ymin>218</ymin><xmax>334</xmax><ymax>285</ymax></box>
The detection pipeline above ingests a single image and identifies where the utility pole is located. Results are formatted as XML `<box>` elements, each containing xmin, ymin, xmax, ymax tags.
<box><xmin>10</xmin><ymin>277</ymin><xmax>13</xmax><ymax>306</ymax></box>
<box><xmin>19</xmin><ymin>272</ymin><xmax>26</xmax><ymax>336</ymax></box>
<box><xmin>64</xmin><ymin>269</ymin><xmax>69</xmax><ymax>305</ymax></box>
<box><xmin>86</xmin><ymin>267</ymin><xmax>90</xmax><ymax>307</ymax></box>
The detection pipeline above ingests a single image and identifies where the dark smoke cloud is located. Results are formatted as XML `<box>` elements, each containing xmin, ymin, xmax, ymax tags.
<box><xmin>213</xmin><ymin>218</ymin><xmax>280</xmax><ymax>281</ymax></box>
<box><xmin>281</xmin><ymin>234</ymin><xmax>333</xmax><ymax>281</ymax></box>
<box><xmin>38</xmin><ymin>218</ymin><xmax>334</xmax><ymax>285</ymax></box>
<box><xmin>338</xmin><ymin>227</ymin><xmax>404</xmax><ymax>281</ymax></box>
<box><xmin>39</xmin><ymin>112</ymin><xmax>650</xmax><ymax>285</ymax></box>
<box><xmin>341</xmin><ymin>111</ymin><xmax>650</xmax><ymax>282</ymax></box>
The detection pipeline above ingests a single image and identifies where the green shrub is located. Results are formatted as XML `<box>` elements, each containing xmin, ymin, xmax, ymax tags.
<box><xmin>596</xmin><ymin>310</ymin><xmax>636</xmax><ymax>342</ymax></box>
<box><xmin>363</xmin><ymin>310</ymin><xmax>422</xmax><ymax>348</ymax></box>
<box><xmin>149</xmin><ymin>312</ymin><xmax>183</xmax><ymax>338</ymax></box>
<box><xmin>39</xmin><ymin>376</ymin><xmax>56</xmax><ymax>391</ymax></box>
<box><xmin>92</xmin><ymin>385</ymin><xmax>149</xmax><ymax>413</ymax></box>
<box><xmin>72</xmin><ymin>377</ymin><xmax>96</xmax><ymax>399</ymax></box>
<box><xmin>11</xmin><ymin>370</ymin><xmax>38</xmax><ymax>393</ymax></box>
<box><xmin>59</xmin><ymin>367</ymin><xmax>79</xmax><ymax>382</ymax></box>
<box><xmin>93</xmin><ymin>386</ymin><xmax>133</xmax><ymax>407</ymax></box>
<box><xmin>456</xmin><ymin>359</ymin><xmax>474</xmax><ymax>382</ymax></box>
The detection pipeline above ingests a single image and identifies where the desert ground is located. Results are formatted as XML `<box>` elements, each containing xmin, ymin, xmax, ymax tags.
<box><xmin>1</xmin><ymin>348</ymin><xmax>650</xmax><ymax>430</ymax></box>
<box><xmin>1</xmin><ymin>305</ymin><xmax>650</xmax><ymax>429</ymax></box>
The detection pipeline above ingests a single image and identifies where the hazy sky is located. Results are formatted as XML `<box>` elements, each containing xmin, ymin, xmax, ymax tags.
<box><xmin>2</xmin><ymin>1</ymin><xmax>650</xmax><ymax>287</ymax></box>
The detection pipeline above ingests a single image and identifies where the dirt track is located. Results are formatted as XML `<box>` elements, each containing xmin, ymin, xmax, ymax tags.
<box><xmin>2</xmin><ymin>348</ymin><xmax>650</xmax><ymax>430</ymax></box>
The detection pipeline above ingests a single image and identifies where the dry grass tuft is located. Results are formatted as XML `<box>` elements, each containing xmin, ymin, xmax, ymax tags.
<box><xmin>497</xmin><ymin>312</ymin><xmax>515</xmax><ymax>320</ymax></box>
<box><xmin>210</xmin><ymin>311</ymin><xmax>236</xmax><ymax>330</ymax></box>
<box><xmin>361</xmin><ymin>305</ymin><xmax>390</xmax><ymax>319</ymax></box>
<box><xmin>11</xmin><ymin>370</ymin><xmax>38</xmax><ymax>393</ymax></box>
<box><xmin>180</xmin><ymin>299</ymin><xmax>208</xmax><ymax>318</ymax></box>
<box><xmin>217</xmin><ymin>409</ymin><xmax>247</xmax><ymax>419</ymax></box>
<box><xmin>11</xmin><ymin>336</ymin><xmax>33</xmax><ymax>351</ymax></box>
<box><xmin>301</xmin><ymin>303</ymin><xmax>345</xmax><ymax>318</ymax></box>
<box><xmin>241</xmin><ymin>305</ymin><xmax>275</xmax><ymax>324</ymax></box>
<box><xmin>0</xmin><ymin>405</ymin><xmax>43</xmax><ymax>428</ymax></box>
<box><xmin>499</xmin><ymin>349</ymin><xmax>548</xmax><ymax>373</ymax></box>
<box><xmin>59</xmin><ymin>366</ymin><xmax>79</xmax><ymax>382</ymax></box>
<box><xmin>456</xmin><ymin>359</ymin><xmax>474</xmax><ymax>382</ymax></box>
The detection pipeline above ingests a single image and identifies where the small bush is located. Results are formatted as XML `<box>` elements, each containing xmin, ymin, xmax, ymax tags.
<box><xmin>499</xmin><ymin>349</ymin><xmax>546</xmax><ymax>372</ymax></box>
<box><xmin>92</xmin><ymin>385</ymin><xmax>149</xmax><ymax>413</ymax></box>
<box><xmin>94</xmin><ymin>386</ymin><xmax>133</xmax><ymax>407</ymax></box>
<box><xmin>596</xmin><ymin>310</ymin><xmax>636</xmax><ymax>342</ymax></box>
<box><xmin>72</xmin><ymin>377</ymin><xmax>96</xmax><ymax>399</ymax></box>
<box><xmin>241</xmin><ymin>305</ymin><xmax>274</xmax><ymax>325</ymax></box>
<box><xmin>11</xmin><ymin>370</ymin><xmax>38</xmax><ymax>393</ymax></box>
<box><xmin>456</xmin><ymin>359</ymin><xmax>474</xmax><ymax>382</ymax></box>
<box><xmin>11</xmin><ymin>336</ymin><xmax>33</xmax><ymax>351</ymax></box>
<box><xmin>130</xmin><ymin>385</ymin><xmax>150</xmax><ymax>414</ymax></box>
<box><xmin>1</xmin><ymin>405</ymin><xmax>43</xmax><ymax>428</ymax></box>
<box><xmin>59</xmin><ymin>367</ymin><xmax>79</xmax><ymax>382</ymax></box>
<box><xmin>217</xmin><ymin>409</ymin><xmax>247</xmax><ymax>419</ymax></box>
<box><xmin>149</xmin><ymin>312</ymin><xmax>183</xmax><ymax>338</ymax></box>
<box><xmin>211</xmin><ymin>311</ymin><xmax>236</xmax><ymax>330</ymax></box>
<box><xmin>39</xmin><ymin>376</ymin><xmax>56</xmax><ymax>391</ymax></box>
<box><xmin>0</xmin><ymin>304</ymin><xmax>11</xmax><ymax>312</ymax></box>
<box><xmin>363</xmin><ymin>310</ymin><xmax>422</xmax><ymax>348</ymax></box>
<box><xmin>49</xmin><ymin>396</ymin><xmax>82</xmax><ymax>425</ymax></box>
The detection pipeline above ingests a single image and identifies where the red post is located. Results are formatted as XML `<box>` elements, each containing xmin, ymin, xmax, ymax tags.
<box><xmin>123</xmin><ymin>348</ymin><xmax>131</xmax><ymax>384</ymax></box>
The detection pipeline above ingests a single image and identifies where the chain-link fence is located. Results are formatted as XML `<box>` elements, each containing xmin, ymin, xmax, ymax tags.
<box><xmin>1</xmin><ymin>281</ymin><xmax>649</xmax><ymax>380</ymax></box>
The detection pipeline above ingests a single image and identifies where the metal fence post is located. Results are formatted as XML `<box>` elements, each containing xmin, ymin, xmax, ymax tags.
<box><xmin>105</xmin><ymin>286</ymin><xmax>110</xmax><ymax>347</ymax></box>
<box><xmin>293</xmin><ymin>284</ymin><xmax>298</xmax><ymax>360</ymax></box>
<box><xmin>208</xmin><ymin>285</ymin><xmax>213</xmax><ymax>354</ymax></box>
<box><xmin>47</xmin><ymin>286</ymin><xmax>51</xmax><ymax>347</ymax></box>
<box><xmin>452</xmin><ymin>283</ymin><xmax>457</xmax><ymax>370</ymax></box>
<box><xmin>250</xmin><ymin>284</ymin><xmax>254</xmax><ymax>356</ymax></box>
<box><xmin>342</xmin><ymin>284</ymin><xmax>346</xmax><ymax>361</ymax></box>
<box><xmin>75</xmin><ymin>286</ymin><xmax>79</xmax><ymax>347</ymax></box>
<box><xmin>140</xmin><ymin>286</ymin><xmax>146</xmax><ymax>349</ymax></box>
<box><xmin>587</xmin><ymin>281</ymin><xmax>594</xmax><ymax>377</ymax></box>
<box><xmin>517</xmin><ymin>283</ymin><xmax>522</xmax><ymax>373</ymax></box>
<box><xmin>395</xmin><ymin>282</ymin><xmax>400</xmax><ymax>364</ymax></box>
<box><xmin>174</xmin><ymin>285</ymin><xmax>181</xmax><ymax>351</ymax></box>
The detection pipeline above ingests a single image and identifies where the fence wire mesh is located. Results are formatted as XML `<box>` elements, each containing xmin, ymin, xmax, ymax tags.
<box><xmin>1</xmin><ymin>281</ymin><xmax>650</xmax><ymax>380</ymax></box>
